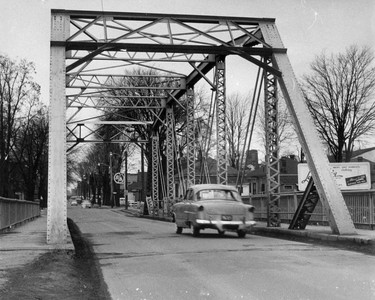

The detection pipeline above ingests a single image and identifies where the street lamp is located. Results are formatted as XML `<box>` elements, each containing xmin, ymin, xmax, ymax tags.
<box><xmin>109</xmin><ymin>152</ymin><xmax>114</xmax><ymax>208</ymax></box>
<box><xmin>122</xmin><ymin>148</ymin><xmax>128</xmax><ymax>210</ymax></box>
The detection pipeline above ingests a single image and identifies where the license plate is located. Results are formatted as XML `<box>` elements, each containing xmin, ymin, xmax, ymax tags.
<box><xmin>221</xmin><ymin>215</ymin><xmax>232</xmax><ymax>221</ymax></box>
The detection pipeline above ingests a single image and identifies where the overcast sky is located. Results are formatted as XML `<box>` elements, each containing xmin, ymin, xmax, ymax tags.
<box><xmin>1</xmin><ymin>0</ymin><xmax>374</xmax><ymax>104</ymax></box>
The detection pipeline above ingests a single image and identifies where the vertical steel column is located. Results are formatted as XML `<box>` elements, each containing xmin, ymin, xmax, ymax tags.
<box><xmin>215</xmin><ymin>57</ymin><xmax>227</xmax><ymax>184</ymax></box>
<box><xmin>48</xmin><ymin>13</ymin><xmax>69</xmax><ymax>244</ymax></box>
<box><xmin>264</xmin><ymin>57</ymin><xmax>281</xmax><ymax>227</ymax></box>
<box><xmin>261</xmin><ymin>23</ymin><xmax>356</xmax><ymax>234</ymax></box>
<box><xmin>151</xmin><ymin>133</ymin><xmax>159</xmax><ymax>216</ymax></box>
<box><xmin>186</xmin><ymin>88</ymin><xmax>195</xmax><ymax>188</ymax></box>
<box><xmin>166</xmin><ymin>107</ymin><xmax>175</xmax><ymax>214</ymax></box>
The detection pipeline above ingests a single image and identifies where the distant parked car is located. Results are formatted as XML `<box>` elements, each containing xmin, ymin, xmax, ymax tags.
<box><xmin>172</xmin><ymin>184</ymin><xmax>256</xmax><ymax>238</ymax></box>
<box><xmin>70</xmin><ymin>196</ymin><xmax>82</xmax><ymax>205</ymax></box>
<box><xmin>120</xmin><ymin>198</ymin><xmax>137</xmax><ymax>208</ymax></box>
<box><xmin>81</xmin><ymin>199</ymin><xmax>92</xmax><ymax>208</ymax></box>
<box><xmin>70</xmin><ymin>199</ymin><xmax>78</xmax><ymax>206</ymax></box>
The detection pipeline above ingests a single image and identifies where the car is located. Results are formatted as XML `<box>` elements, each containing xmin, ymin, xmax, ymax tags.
<box><xmin>172</xmin><ymin>184</ymin><xmax>256</xmax><ymax>238</ymax></box>
<box><xmin>120</xmin><ymin>198</ymin><xmax>138</xmax><ymax>208</ymax></box>
<box><xmin>70</xmin><ymin>199</ymin><xmax>78</xmax><ymax>206</ymax></box>
<box><xmin>69</xmin><ymin>196</ymin><xmax>82</xmax><ymax>205</ymax></box>
<box><xmin>81</xmin><ymin>199</ymin><xmax>92</xmax><ymax>208</ymax></box>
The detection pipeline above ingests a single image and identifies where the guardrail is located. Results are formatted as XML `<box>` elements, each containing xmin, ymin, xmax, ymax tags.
<box><xmin>243</xmin><ymin>190</ymin><xmax>375</xmax><ymax>229</ymax></box>
<box><xmin>0</xmin><ymin>197</ymin><xmax>40</xmax><ymax>231</ymax></box>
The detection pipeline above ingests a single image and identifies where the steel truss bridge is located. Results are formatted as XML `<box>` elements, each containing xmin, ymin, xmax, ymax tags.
<box><xmin>48</xmin><ymin>10</ymin><xmax>356</xmax><ymax>244</ymax></box>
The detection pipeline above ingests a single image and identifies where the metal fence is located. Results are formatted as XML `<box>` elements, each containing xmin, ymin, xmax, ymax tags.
<box><xmin>0</xmin><ymin>197</ymin><xmax>40</xmax><ymax>231</ymax></box>
<box><xmin>243</xmin><ymin>190</ymin><xmax>375</xmax><ymax>229</ymax></box>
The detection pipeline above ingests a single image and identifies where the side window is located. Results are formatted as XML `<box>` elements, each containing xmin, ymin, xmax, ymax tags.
<box><xmin>186</xmin><ymin>189</ymin><xmax>194</xmax><ymax>201</ymax></box>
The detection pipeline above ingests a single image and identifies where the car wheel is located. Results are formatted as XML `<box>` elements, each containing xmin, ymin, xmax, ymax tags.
<box><xmin>176</xmin><ymin>227</ymin><xmax>183</xmax><ymax>234</ymax></box>
<box><xmin>237</xmin><ymin>230</ymin><xmax>246</xmax><ymax>238</ymax></box>
<box><xmin>218</xmin><ymin>230</ymin><xmax>225</xmax><ymax>236</ymax></box>
<box><xmin>192</xmin><ymin>226</ymin><xmax>200</xmax><ymax>237</ymax></box>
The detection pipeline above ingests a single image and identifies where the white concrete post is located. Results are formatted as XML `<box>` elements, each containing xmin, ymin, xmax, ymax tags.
<box><xmin>47</xmin><ymin>13</ymin><xmax>69</xmax><ymax>245</ymax></box>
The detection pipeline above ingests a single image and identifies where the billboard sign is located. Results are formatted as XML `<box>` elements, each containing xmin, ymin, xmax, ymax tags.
<box><xmin>298</xmin><ymin>162</ymin><xmax>371</xmax><ymax>191</ymax></box>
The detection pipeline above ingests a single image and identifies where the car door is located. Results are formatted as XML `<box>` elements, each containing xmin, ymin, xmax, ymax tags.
<box><xmin>174</xmin><ymin>189</ymin><xmax>189</xmax><ymax>224</ymax></box>
<box><xmin>184</xmin><ymin>188</ymin><xmax>197</xmax><ymax>223</ymax></box>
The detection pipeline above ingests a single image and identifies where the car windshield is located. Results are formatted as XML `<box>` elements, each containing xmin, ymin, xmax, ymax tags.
<box><xmin>196</xmin><ymin>189</ymin><xmax>241</xmax><ymax>202</ymax></box>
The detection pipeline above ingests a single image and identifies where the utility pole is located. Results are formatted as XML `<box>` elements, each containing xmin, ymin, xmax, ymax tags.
<box><xmin>110</xmin><ymin>152</ymin><xmax>114</xmax><ymax>208</ymax></box>
<box><xmin>124</xmin><ymin>150</ymin><xmax>128</xmax><ymax>210</ymax></box>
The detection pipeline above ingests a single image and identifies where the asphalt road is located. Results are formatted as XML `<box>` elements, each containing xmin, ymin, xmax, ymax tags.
<box><xmin>68</xmin><ymin>206</ymin><xmax>375</xmax><ymax>300</ymax></box>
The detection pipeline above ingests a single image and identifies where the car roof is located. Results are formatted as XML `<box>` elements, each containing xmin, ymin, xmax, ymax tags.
<box><xmin>189</xmin><ymin>184</ymin><xmax>238</xmax><ymax>192</ymax></box>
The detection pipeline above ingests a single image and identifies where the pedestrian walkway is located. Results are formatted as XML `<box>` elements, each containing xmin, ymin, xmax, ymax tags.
<box><xmin>253</xmin><ymin>221</ymin><xmax>375</xmax><ymax>245</ymax></box>
<box><xmin>0</xmin><ymin>209</ymin><xmax>74</xmax><ymax>289</ymax></box>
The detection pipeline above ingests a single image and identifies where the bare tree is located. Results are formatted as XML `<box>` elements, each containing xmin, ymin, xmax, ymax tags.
<box><xmin>12</xmin><ymin>104</ymin><xmax>48</xmax><ymax>201</ymax></box>
<box><xmin>256</xmin><ymin>92</ymin><xmax>298</xmax><ymax>160</ymax></box>
<box><xmin>302</xmin><ymin>45</ymin><xmax>375</xmax><ymax>162</ymax></box>
<box><xmin>226</xmin><ymin>93</ymin><xmax>250</xmax><ymax>169</ymax></box>
<box><xmin>0</xmin><ymin>55</ymin><xmax>40</xmax><ymax>197</ymax></box>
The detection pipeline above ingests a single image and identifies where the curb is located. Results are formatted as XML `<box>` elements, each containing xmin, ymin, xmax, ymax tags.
<box><xmin>117</xmin><ymin>208</ymin><xmax>375</xmax><ymax>246</ymax></box>
<box><xmin>252</xmin><ymin>226</ymin><xmax>375</xmax><ymax>245</ymax></box>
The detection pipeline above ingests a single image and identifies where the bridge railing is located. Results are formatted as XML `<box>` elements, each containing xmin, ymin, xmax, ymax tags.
<box><xmin>0</xmin><ymin>197</ymin><xmax>40</xmax><ymax>231</ymax></box>
<box><xmin>243</xmin><ymin>190</ymin><xmax>375</xmax><ymax>229</ymax></box>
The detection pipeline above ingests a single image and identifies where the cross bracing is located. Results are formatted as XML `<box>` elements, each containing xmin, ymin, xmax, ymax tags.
<box><xmin>48</xmin><ymin>10</ymin><xmax>357</xmax><ymax>245</ymax></box>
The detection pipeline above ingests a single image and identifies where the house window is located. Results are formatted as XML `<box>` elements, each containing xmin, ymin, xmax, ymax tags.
<box><xmin>186</xmin><ymin>189</ymin><xmax>194</xmax><ymax>201</ymax></box>
<box><xmin>281</xmin><ymin>159</ymin><xmax>287</xmax><ymax>173</ymax></box>
<box><xmin>252</xmin><ymin>182</ymin><xmax>257</xmax><ymax>194</ymax></box>
<box><xmin>261</xmin><ymin>183</ymin><xmax>265</xmax><ymax>192</ymax></box>
<box><xmin>284</xmin><ymin>185</ymin><xmax>293</xmax><ymax>191</ymax></box>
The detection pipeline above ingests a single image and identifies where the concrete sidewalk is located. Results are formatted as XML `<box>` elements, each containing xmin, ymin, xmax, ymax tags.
<box><xmin>252</xmin><ymin>221</ymin><xmax>375</xmax><ymax>245</ymax></box>
<box><xmin>0</xmin><ymin>209</ymin><xmax>74</xmax><ymax>289</ymax></box>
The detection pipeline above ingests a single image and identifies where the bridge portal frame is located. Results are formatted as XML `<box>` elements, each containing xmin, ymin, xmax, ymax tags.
<box><xmin>48</xmin><ymin>10</ymin><xmax>356</xmax><ymax>245</ymax></box>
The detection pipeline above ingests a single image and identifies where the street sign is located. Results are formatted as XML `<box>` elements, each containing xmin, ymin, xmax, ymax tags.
<box><xmin>114</xmin><ymin>172</ymin><xmax>125</xmax><ymax>184</ymax></box>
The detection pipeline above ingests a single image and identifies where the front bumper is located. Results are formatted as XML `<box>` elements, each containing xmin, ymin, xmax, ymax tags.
<box><xmin>196</xmin><ymin>219</ymin><xmax>256</xmax><ymax>230</ymax></box>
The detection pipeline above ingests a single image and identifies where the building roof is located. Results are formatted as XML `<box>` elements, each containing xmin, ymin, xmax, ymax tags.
<box><xmin>246</xmin><ymin>157</ymin><xmax>299</xmax><ymax>178</ymax></box>
<box><xmin>351</xmin><ymin>147</ymin><xmax>375</xmax><ymax>158</ymax></box>
<box><xmin>179</xmin><ymin>156</ymin><xmax>240</xmax><ymax>177</ymax></box>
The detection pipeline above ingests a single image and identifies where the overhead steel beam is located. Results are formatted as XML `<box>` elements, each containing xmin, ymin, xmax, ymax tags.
<box><xmin>57</xmin><ymin>41</ymin><xmax>286</xmax><ymax>56</ymax></box>
<box><xmin>52</xmin><ymin>9</ymin><xmax>276</xmax><ymax>25</ymax></box>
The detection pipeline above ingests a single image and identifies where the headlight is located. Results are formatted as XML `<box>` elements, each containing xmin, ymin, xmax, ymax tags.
<box><xmin>198</xmin><ymin>205</ymin><xmax>204</xmax><ymax>212</ymax></box>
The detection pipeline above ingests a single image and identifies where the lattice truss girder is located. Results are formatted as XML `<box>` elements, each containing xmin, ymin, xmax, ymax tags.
<box><xmin>62</xmin><ymin>10</ymin><xmax>283</xmax><ymax>79</ymax></box>
<box><xmin>264</xmin><ymin>57</ymin><xmax>281</xmax><ymax>227</ymax></box>
<box><xmin>66</xmin><ymin>73</ymin><xmax>185</xmax><ymax>110</ymax></box>
<box><xmin>166</xmin><ymin>107</ymin><xmax>175</xmax><ymax>202</ymax></box>
<box><xmin>54</xmin><ymin>10</ymin><xmax>285</xmax><ymax>150</ymax></box>
<box><xmin>186</xmin><ymin>88</ymin><xmax>196</xmax><ymax>188</ymax></box>
<box><xmin>66</xmin><ymin>122</ymin><xmax>149</xmax><ymax>146</ymax></box>
<box><xmin>215</xmin><ymin>58</ymin><xmax>227</xmax><ymax>185</ymax></box>
<box><xmin>151</xmin><ymin>134</ymin><xmax>159</xmax><ymax>215</ymax></box>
